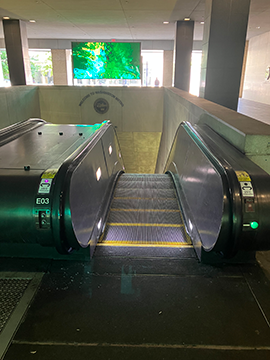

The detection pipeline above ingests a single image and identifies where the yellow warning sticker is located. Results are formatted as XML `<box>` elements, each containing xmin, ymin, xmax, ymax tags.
<box><xmin>235</xmin><ymin>171</ymin><xmax>251</xmax><ymax>182</ymax></box>
<box><xmin>41</xmin><ymin>169</ymin><xmax>58</xmax><ymax>179</ymax></box>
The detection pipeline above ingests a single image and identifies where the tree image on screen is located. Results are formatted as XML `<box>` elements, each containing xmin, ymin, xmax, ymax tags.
<box><xmin>72</xmin><ymin>42</ymin><xmax>141</xmax><ymax>79</ymax></box>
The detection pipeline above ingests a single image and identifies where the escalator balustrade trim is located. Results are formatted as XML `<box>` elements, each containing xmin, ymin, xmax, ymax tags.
<box><xmin>99</xmin><ymin>173</ymin><xmax>191</xmax><ymax>247</ymax></box>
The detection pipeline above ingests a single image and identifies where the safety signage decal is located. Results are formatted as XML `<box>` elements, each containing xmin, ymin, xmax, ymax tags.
<box><xmin>235</xmin><ymin>171</ymin><xmax>251</xmax><ymax>182</ymax></box>
<box><xmin>38</xmin><ymin>178</ymin><xmax>53</xmax><ymax>194</ymax></box>
<box><xmin>240</xmin><ymin>181</ymin><xmax>254</xmax><ymax>197</ymax></box>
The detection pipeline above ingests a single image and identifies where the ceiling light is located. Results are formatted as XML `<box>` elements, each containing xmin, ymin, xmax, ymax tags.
<box><xmin>163</xmin><ymin>21</ymin><xmax>169</xmax><ymax>24</ymax></box>
<box><xmin>29</xmin><ymin>20</ymin><xmax>36</xmax><ymax>23</ymax></box>
<box><xmin>108</xmin><ymin>145</ymin><xmax>112</xmax><ymax>155</ymax></box>
<box><xmin>3</xmin><ymin>17</ymin><xmax>10</xmax><ymax>20</ymax></box>
<box><xmin>184</xmin><ymin>18</ymin><xmax>190</xmax><ymax>21</ymax></box>
<box><xmin>200</xmin><ymin>21</ymin><xmax>204</xmax><ymax>24</ymax></box>
<box><xmin>256</xmin><ymin>26</ymin><xmax>260</xmax><ymax>29</ymax></box>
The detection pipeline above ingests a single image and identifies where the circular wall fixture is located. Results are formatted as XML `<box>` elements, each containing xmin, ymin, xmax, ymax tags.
<box><xmin>94</xmin><ymin>98</ymin><xmax>109</xmax><ymax>114</ymax></box>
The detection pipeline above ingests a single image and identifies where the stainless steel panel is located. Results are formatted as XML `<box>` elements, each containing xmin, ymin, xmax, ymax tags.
<box><xmin>67</xmin><ymin>124</ymin><xmax>124</xmax><ymax>255</ymax></box>
<box><xmin>166</xmin><ymin>127</ymin><xmax>228</xmax><ymax>251</ymax></box>
<box><xmin>166</xmin><ymin>127</ymin><xmax>224</xmax><ymax>252</ymax></box>
<box><xmin>0</xmin><ymin>124</ymin><xmax>99</xmax><ymax>170</ymax></box>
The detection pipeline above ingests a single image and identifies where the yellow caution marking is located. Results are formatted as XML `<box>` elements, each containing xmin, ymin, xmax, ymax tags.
<box><xmin>97</xmin><ymin>241</ymin><xmax>193</xmax><ymax>248</ymax></box>
<box><xmin>106</xmin><ymin>223</ymin><xmax>184</xmax><ymax>228</ymax></box>
<box><xmin>41</xmin><ymin>168</ymin><xmax>58</xmax><ymax>179</ymax></box>
<box><xmin>111</xmin><ymin>209</ymin><xmax>180</xmax><ymax>213</ymax></box>
<box><xmin>235</xmin><ymin>171</ymin><xmax>251</xmax><ymax>182</ymax></box>
<box><xmin>114</xmin><ymin>197</ymin><xmax>176</xmax><ymax>200</ymax></box>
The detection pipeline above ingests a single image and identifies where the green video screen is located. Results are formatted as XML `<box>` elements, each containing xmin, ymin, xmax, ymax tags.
<box><xmin>72</xmin><ymin>42</ymin><xmax>141</xmax><ymax>80</ymax></box>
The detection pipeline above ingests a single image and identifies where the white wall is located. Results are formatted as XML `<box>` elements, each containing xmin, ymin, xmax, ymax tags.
<box><xmin>243</xmin><ymin>31</ymin><xmax>270</xmax><ymax>104</ymax></box>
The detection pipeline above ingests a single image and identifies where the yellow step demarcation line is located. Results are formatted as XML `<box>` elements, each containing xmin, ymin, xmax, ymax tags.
<box><xmin>114</xmin><ymin>197</ymin><xmax>176</xmax><ymax>200</ymax></box>
<box><xmin>97</xmin><ymin>241</ymin><xmax>193</xmax><ymax>248</ymax></box>
<box><xmin>111</xmin><ymin>208</ymin><xmax>180</xmax><ymax>213</ymax></box>
<box><xmin>106</xmin><ymin>223</ymin><xmax>184</xmax><ymax>228</ymax></box>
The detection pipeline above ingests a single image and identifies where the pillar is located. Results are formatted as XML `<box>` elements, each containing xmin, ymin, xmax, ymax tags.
<box><xmin>163</xmin><ymin>50</ymin><xmax>173</xmax><ymax>87</ymax></box>
<box><xmin>3</xmin><ymin>19</ymin><xmax>32</xmax><ymax>86</ymax></box>
<box><xmin>51</xmin><ymin>49</ymin><xmax>72</xmax><ymax>85</ymax></box>
<box><xmin>200</xmin><ymin>0</ymin><xmax>250</xmax><ymax>110</ymax></box>
<box><xmin>174</xmin><ymin>20</ymin><xmax>194</xmax><ymax>91</ymax></box>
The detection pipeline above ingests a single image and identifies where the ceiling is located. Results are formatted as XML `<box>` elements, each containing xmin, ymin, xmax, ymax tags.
<box><xmin>0</xmin><ymin>0</ymin><xmax>269</xmax><ymax>41</ymax></box>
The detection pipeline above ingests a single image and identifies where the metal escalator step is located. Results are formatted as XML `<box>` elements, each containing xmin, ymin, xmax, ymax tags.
<box><xmin>102</xmin><ymin>225</ymin><xmax>190</xmax><ymax>244</ymax></box>
<box><xmin>116</xmin><ymin>180</ymin><xmax>174</xmax><ymax>190</ymax></box>
<box><xmin>114</xmin><ymin>188</ymin><xmax>176</xmax><ymax>199</ymax></box>
<box><xmin>111</xmin><ymin>198</ymin><xmax>179</xmax><ymax>210</ymax></box>
<box><xmin>119</xmin><ymin>174</ymin><xmax>169</xmax><ymax>181</ymax></box>
<box><xmin>108</xmin><ymin>210</ymin><xmax>183</xmax><ymax>225</ymax></box>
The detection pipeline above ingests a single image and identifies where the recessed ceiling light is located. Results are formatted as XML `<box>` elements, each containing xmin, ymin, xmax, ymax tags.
<box><xmin>184</xmin><ymin>18</ymin><xmax>190</xmax><ymax>21</ymax></box>
<box><xmin>256</xmin><ymin>26</ymin><xmax>260</xmax><ymax>29</ymax></box>
<box><xmin>29</xmin><ymin>20</ymin><xmax>36</xmax><ymax>23</ymax></box>
<box><xmin>163</xmin><ymin>21</ymin><xmax>169</xmax><ymax>24</ymax></box>
<box><xmin>200</xmin><ymin>21</ymin><xmax>204</xmax><ymax>24</ymax></box>
<box><xmin>3</xmin><ymin>17</ymin><xmax>10</xmax><ymax>20</ymax></box>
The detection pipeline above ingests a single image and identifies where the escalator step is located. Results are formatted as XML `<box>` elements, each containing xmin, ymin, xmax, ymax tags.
<box><xmin>102</xmin><ymin>225</ymin><xmax>190</xmax><ymax>244</ymax></box>
<box><xmin>111</xmin><ymin>198</ymin><xmax>179</xmax><ymax>210</ymax></box>
<box><xmin>108</xmin><ymin>209</ymin><xmax>183</xmax><ymax>225</ymax></box>
<box><xmin>116</xmin><ymin>180</ymin><xmax>174</xmax><ymax>189</ymax></box>
<box><xmin>100</xmin><ymin>173</ymin><xmax>191</xmax><ymax>247</ymax></box>
<box><xmin>119</xmin><ymin>174</ymin><xmax>168</xmax><ymax>181</ymax></box>
<box><xmin>114</xmin><ymin>188</ymin><xmax>176</xmax><ymax>199</ymax></box>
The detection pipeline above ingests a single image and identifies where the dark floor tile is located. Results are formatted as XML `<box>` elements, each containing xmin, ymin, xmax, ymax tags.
<box><xmin>4</xmin><ymin>344</ymin><xmax>270</xmax><ymax>360</ymax></box>
<box><xmin>14</xmin><ymin>271</ymin><xmax>270</xmax><ymax>347</ymax></box>
<box><xmin>241</xmin><ymin>263</ymin><xmax>270</xmax><ymax>326</ymax></box>
<box><xmin>0</xmin><ymin>257</ymin><xmax>51</xmax><ymax>273</ymax></box>
<box><xmin>88</xmin><ymin>256</ymin><xmax>243</xmax><ymax>277</ymax></box>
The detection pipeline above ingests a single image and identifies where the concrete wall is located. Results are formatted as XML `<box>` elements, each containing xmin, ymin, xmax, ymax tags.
<box><xmin>156</xmin><ymin>87</ymin><xmax>270</xmax><ymax>175</ymax></box>
<box><xmin>39</xmin><ymin>86</ymin><xmax>164</xmax><ymax>173</ymax></box>
<box><xmin>243</xmin><ymin>31</ymin><xmax>270</xmax><ymax>105</ymax></box>
<box><xmin>0</xmin><ymin>86</ymin><xmax>40</xmax><ymax>130</ymax></box>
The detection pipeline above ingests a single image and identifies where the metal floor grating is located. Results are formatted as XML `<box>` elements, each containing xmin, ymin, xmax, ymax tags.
<box><xmin>0</xmin><ymin>278</ymin><xmax>31</xmax><ymax>333</ymax></box>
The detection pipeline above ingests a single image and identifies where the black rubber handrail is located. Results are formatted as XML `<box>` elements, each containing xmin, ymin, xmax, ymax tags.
<box><xmin>0</xmin><ymin>118</ymin><xmax>46</xmax><ymax>147</ymax></box>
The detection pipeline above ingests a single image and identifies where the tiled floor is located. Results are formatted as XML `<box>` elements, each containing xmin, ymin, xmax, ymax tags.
<box><xmin>238</xmin><ymin>98</ymin><xmax>270</xmax><ymax>126</ymax></box>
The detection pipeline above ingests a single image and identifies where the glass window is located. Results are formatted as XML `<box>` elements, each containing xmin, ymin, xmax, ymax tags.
<box><xmin>0</xmin><ymin>49</ymin><xmax>10</xmax><ymax>87</ymax></box>
<box><xmin>141</xmin><ymin>50</ymin><xmax>163</xmax><ymax>87</ymax></box>
<box><xmin>28</xmin><ymin>50</ymin><xmax>53</xmax><ymax>85</ymax></box>
<box><xmin>189</xmin><ymin>50</ymin><xmax>202</xmax><ymax>96</ymax></box>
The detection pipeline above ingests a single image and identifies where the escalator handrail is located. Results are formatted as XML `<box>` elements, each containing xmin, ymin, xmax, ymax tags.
<box><xmin>0</xmin><ymin>118</ymin><xmax>46</xmax><ymax>147</ymax></box>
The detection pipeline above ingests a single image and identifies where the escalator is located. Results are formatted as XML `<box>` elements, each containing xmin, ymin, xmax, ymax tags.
<box><xmin>100</xmin><ymin>173</ymin><xmax>191</xmax><ymax>247</ymax></box>
<box><xmin>0</xmin><ymin>118</ymin><xmax>270</xmax><ymax>263</ymax></box>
